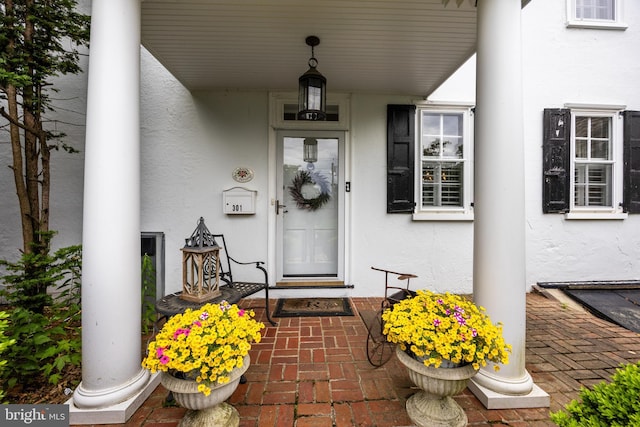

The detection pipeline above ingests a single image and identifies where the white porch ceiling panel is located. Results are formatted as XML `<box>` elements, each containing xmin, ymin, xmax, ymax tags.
<box><xmin>141</xmin><ymin>0</ymin><xmax>477</xmax><ymax>96</ymax></box>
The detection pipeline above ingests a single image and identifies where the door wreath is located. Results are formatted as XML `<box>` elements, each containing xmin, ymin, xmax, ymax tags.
<box><xmin>288</xmin><ymin>170</ymin><xmax>331</xmax><ymax>211</ymax></box>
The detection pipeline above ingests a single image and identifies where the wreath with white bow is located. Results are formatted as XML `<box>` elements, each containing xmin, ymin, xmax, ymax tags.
<box><xmin>288</xmin><ymin>170</ymin><xmax>331</xmax><ymax>211</ymax></box>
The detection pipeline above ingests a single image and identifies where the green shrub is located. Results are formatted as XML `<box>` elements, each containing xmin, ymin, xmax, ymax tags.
<box><xmin>0</xmin><ymin>233</ymin><xmax>80</xmax><ymax>314</ymax></box>
<box><xmin>1</xmin><ymin>307</ymin><xmax>81</xmax><ymax>389</ymax></box>
<box><xmin>0</xmin><ymin>311</ymin><xmax>17</xmax><ymax>402</ymax></box>
<box><xmin>141</xmin><ymin>253</ymin><xmax>157</xmax><ymax>334</ymax></box>
<box><xmin>0</xmin><ymin>243</ymin><xmax>82</xmax><ymax>391</ymax></box>
<box><xmin>550</xmin><ymin>361</ymin><xmax>640</xmax><ymax>427</ymax></box>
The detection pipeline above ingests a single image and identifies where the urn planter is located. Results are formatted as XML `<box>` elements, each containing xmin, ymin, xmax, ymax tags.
<box><xmin>396</xmin><ymin>347</ymin><xmax>478</xmax><ymax>427</ymax></box>
<box><xmin>160</xmin><ymin>355</ymin><xmax>250</xmax><ymax>427</ymax></box>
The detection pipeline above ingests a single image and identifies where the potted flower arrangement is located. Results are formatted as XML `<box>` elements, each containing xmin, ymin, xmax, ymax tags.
<box><xmin>142</xmin><ymin>300</ymin><xmax>264</xmax><ymax>397</ymax></box>
<box><xmin>381</xmin><ymin>290</ymin><xmax>512</xmax><ymax>427</ymax></box>
<box><xmin>382</xmin><ymin>289</ymin><xmax>511</xmax><ymax>369</ymax></box>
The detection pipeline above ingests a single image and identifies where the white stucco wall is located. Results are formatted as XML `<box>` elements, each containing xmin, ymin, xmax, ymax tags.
<box><xmin>1</xmin><ymin>0</ymin><xmax>638</xmax><ymax>299</ymax></box>
<box><xmin>429</xmin><ymin>0</ymin><xmax>640</xmax><ymax>287</ymax></box>
<box><xmin>135</xmin><ymin>74</ymin><xmax>477</xmax><ymax>296</ymax></box>
<box><xmin>139</xmin><ymin>51</ymin><xmax>273</xmax><ymax>290</ymax></box>
<box><xmin>348</xmin><ymin>94</ymin><xmax>474</xmax><ymax>296</ymax></box>
<box><xmin>523</xmin><ymin>0</ymin><xmax>640</xmax><ymax>284</ymax></box>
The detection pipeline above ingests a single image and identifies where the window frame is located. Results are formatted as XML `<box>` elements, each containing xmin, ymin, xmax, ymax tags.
<box><xmin>413</xmin><ymin>105</ymin><xmax>474</xmax><ymax>221</ymax></box>
<box><xmin>566</xmin><ymin>0</ymin><xmax>627</xmax><ymax>30</ymax></box>
<box><xmin>567</xmin><ymin>106</ymin><xmax>626</xmax><ymax>218</ymax></box>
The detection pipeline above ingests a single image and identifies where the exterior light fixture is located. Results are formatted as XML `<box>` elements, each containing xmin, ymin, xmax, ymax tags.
<box><xmin>298</xmin><ymin>36</ymin><xmax>327</xmax><ymax>121</ymax></box>
<box><xmin>180</xmin><ymin>217</ymin><xmax>221</xmax><ymax>302</ymax></box>
<box><xmin>303</xmin><ymin>137</ymin><xmax>318</xmax><ymax>163</ymax></box>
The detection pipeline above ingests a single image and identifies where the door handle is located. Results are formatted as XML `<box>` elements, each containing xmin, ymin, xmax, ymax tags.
<box><xmin>276</xmin><ymin>200</ymin><xmax>287</xmax><ymax>215</ymax></box>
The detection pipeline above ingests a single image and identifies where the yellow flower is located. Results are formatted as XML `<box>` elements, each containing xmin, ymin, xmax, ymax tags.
<box><xmin>381</xmin><ymin>290</ymin><xmax>511</xmax><ymax>370</ymax></box>
<box><xmin>141</xmin><ymin>301</ymin><xmax>265</xmax><ymax>395</ymax></box>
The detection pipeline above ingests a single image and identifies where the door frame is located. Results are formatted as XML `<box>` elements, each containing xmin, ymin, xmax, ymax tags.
<box><xmin>275</xmin><ymin>130</ymin><xmax>346</xmax><ymax>284</ymax></box>
<box><xmin>267</xmin><ymin>92</ymin><xmax>351</xmax><ymax>286</ymax></box>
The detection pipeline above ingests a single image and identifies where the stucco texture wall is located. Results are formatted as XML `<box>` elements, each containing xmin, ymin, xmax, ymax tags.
<box><xmin>521</xmin><ymin>0</ymin><xmax>640</xmax><ymax>285</ymax></box>
<box><xmin>428</xmin><ymin>0</ymin><xmax>640</xmax><ymax>288</ymax></box>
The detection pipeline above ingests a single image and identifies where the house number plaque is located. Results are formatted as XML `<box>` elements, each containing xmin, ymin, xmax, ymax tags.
<box><xmin>223</xmin><ymin>187</ymin><xmax>257</xmax><ymax>215</ymax></box>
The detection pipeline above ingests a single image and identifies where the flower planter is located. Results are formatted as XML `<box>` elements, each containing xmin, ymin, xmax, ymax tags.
<box><xmin>396</xmin><ymin>347</ymin><xmax>478</xmax><ymax>427</ymax></box>
<box><xmin>160</xmin><ymin>355</ymin><xmax>250</xmax><ymax>427</ymax></box>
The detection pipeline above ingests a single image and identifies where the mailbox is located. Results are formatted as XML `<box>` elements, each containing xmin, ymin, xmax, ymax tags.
<box><xmin>223</xmin><ymin>187</ymin><xmax>257</xmax><ymax>215</ymax></box>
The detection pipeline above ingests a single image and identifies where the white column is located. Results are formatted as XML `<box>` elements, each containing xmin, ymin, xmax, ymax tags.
<box><xmin>72</xmin><ymin>0</ymin><xmax>150</xmax><ymax>412</ymax></box>
<box><xmin>468</xmin><ymin>0</ymin><xmax>549</xmax><ymax>409</ymax></box>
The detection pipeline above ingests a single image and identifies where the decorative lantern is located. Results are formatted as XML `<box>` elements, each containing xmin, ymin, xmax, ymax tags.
<box><xmin>303</xmin><ymin>137</ymin><xmax>318</xmax><ymax>163</ymax></box>
<box><xmin>298</xmin><ymin>35</ymin><xmax>327</xmax><ymax>121</ymax></box>
<box><xmin>180</xmin><ymin>217</ymin><xmax>221</xmax><ymax>302</ymax></box>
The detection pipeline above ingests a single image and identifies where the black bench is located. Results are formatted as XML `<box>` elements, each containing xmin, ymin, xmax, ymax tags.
<box><xmin>155</xmin><ymin>233</ymin><xmax>276</xmax><ymax>326</ymax></box>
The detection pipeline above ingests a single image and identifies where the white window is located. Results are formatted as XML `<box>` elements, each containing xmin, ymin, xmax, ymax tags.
<box><xmin>567</xmin><ymin>0</ymin><xmax>627</xmax><ymax>29</ymax></box>
<box><xmin>576</xmin><ymin>0</ymin><xmax>615</xmax><ymax>20</ymax></box>
<box><xmin>568</xmin><ymin>109</ymin><xmax>625</xmax><ymax>217</ymax></box>
<box><xmin>414</xmin><ymin>107</ymin><xmax>473</xmax><ymax>220</ymax></box>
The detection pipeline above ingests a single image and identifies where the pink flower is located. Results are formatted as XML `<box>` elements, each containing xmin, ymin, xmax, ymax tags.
<box><xmin>193</xmin><ymin>321</ymin><xmax>202</xmax><ymax>327</ymax></box>
<box><xmin>173</xmin><ymin>328</ymin><xmax>190</xmax><ymax>339</ymax></box>
<box><xmin>238</xmin><ymin>309</ymin><xmax>245</xmax><ymax>317</ymax></box>
<box><xmin>433</xmin><ymin>318</ymin><xmax>441</xmax><ymax>327</ymax></box>
<box><xmin>455</xmin><ymin>313</ymin><xmax>466</xmax><ymax>325</ymax></box>
<box><xmin>159</xmin><ymin>355</ymin><xmax>170</xmax><ymax>365</ymax></box>
<box><xmin>156</xmin><ymin>347</ymin><xmax>165</xmax><ymax>358</ymax></box>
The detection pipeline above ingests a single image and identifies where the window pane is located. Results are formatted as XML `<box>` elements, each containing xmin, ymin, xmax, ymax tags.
<box><xmin>590</xmin><ymin>140</ymin><xmax>609</xmax><ymax>159</ymax></box>
<box><xmin>422</xmin><ymin>161</ymin><xmax>463</xmax><ymax>207</ymax></box>
<box><xmin>442</xmin><ymin>114</ymin><xmax>462</xmax><ymax>136</ymax></box>
<box><xmin>575</xmin><ymin>139</ymin><xmax>588</xmax><ymax>159</ymax></box>
<box><xmin>441</xmin><ymin>162</ymin><xmax>463</xmax><ymax>206</ymax></box>
<box><xmin>422</xmin><ymin>112</ymin><xmax>463</xmax><ymax>159</ymax></box>
<box><xmin>422</xmin><ymin>114</ymin><xmax>440</xmax><ymax>135</ymax></box>
<box><xmin>576</xmin><ymin>0</ymin><xmax>614</xmax><ymax>20</ymax></box>
<box><xmin>442</xmin><ymin>137</ymin><xmax>463</xmax><ymax>158</ymax></box>
<box><xmin>574</xmin><ymin>163</ymin><xmax>612</xmax><ymax>207</ymax></box>
<box><xmin>590</xmin><ymin>117</ymin><xmax>609</xmax><ymax>138</ymax></box>
<box><xmin>575</xmin><ymin>117</ymin><xmax>589</xmax><ymax>138</ymax></box>
<box><xmin>419</xmin><ymin>110</ymin><xmax>468</xmax><ymax>211</ymax></box>
<box><xmin>423</xmin><ymin>138</ymin><xmax>440</xmax><ymax>157</ymax></box>
<box><xmin>422</xmin><ymin>163</ymin><xmax>437</xmax><ymax>206</ymax></box>
<box><xmin>575</xmin><ymin>116</ymin><xmax>611</xmax><ymax>160</ymax></box>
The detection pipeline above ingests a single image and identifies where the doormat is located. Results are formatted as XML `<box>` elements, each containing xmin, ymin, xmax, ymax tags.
<box><xmin>273</xmin><ymin>298</ymin><xmax>354</xmax><ymax>317</ymax></box>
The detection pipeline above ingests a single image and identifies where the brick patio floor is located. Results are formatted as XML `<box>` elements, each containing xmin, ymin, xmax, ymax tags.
<box><xmin>76</xmin><ymin>291</ymin><xmax>640</xmax><ymax>427</ymax></box>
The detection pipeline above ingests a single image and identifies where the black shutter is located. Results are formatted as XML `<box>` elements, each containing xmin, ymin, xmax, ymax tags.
<box><xmin>542</xmin><ymin>108</ymin><xmax>571</xmax><ymax>213</ymax></box>
<box><xmin>387</xmin><ymin>104</ymin><xmax>416</xmax><ymax>213</ymax></box>
<box><xmin>623</xmin><ymin>111</ymin><xmax>640</xmax><ymax>213</ymax></box>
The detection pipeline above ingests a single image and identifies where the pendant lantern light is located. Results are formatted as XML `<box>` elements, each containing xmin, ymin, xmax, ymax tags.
<box><xmin>298</xmin><ymin>36</ymin><xmax>327</xmax><ymax>121</ymax></box>
<box><xmin>303</xmin><ymin>137</ymin><xmax>318</xmax><ymax>163</ymax></box>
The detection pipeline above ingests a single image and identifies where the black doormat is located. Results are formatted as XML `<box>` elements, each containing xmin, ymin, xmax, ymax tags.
<box><xmin>273</xmin><ymin>298</ymin><xmax>354</xmax><ymax>317</ymax></box>
<box><xmin>538</xmin><ymin>282</ymin><xmax>640</xmax><ymax>333</ymax></box>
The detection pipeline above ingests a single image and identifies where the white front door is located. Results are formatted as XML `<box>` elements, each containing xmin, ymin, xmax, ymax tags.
<box><xmin>276</xmin><ymin>131</ymin><xmax>344</xmax><ymax>283</ymax></box>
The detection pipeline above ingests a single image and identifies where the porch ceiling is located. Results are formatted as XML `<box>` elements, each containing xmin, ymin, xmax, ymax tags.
<box><xmin>141</xmin><ymin>0</ymin><xmax>477</xmax><ymax>96</ymax></box>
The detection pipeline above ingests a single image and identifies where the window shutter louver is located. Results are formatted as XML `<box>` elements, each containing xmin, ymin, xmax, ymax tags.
<box><xmin>623</xmin><ymin>110</ymin><xmax>640</xmax><ymax>214</ymax></box>
<box><xmin>387</xmin><ymin>104</ymin><xmax>416</xmax><ymax>213</ymax></box>
<box><xmin>542</xmin><ymin>108</ymin><xmax>571</xmax><ymax>213</ymax></box>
